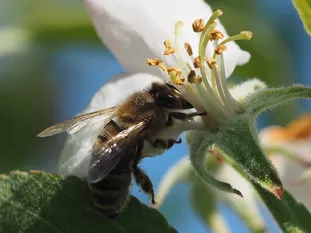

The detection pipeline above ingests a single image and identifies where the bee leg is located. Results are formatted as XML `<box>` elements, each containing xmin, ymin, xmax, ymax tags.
<box><xmin>166</xmin><ymin>111</ymin><xmax>206</xmax><ymax>126</ymax></box>
<box><xmin>152</xmin><ymin>138</ymin><xmax>182</xmax><ymax>149</ymax></box>
<box><xmin>153</xmin><ymin>138</ymin><xmax>167</xmax><ymax>148</ymax></box>
<box><xmin>167</xmin><ymin>138</ymin><xmax>182</xmax><ymax>149</ymax></box>
<box><xmin>132</xmin><ymin>140</ymin><xmax>156</xmax><ymax>205</ymax></box>
<box><xmin>132</xmin><ymin>165</ymin><xmax>156</xmax><ymax>205</ymax></box>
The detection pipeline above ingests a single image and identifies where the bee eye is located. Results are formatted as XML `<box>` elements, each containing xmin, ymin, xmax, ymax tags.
<box><xmin>156</xmin><ymin>92</ymin><xmax>179</xmax><ymax>108</ymax></box>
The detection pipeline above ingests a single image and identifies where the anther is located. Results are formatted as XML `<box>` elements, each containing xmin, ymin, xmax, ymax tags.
<box><xmin>196</xmin><ymin>76</ymin><xmax>203</xmax><ymax>84</ymax></box>
<box><xmin>210</xmin><ymin>30</ymin><xmax>224</xmax><ymax>41</ymax></box>
<box><xmin>193</xmin><ymin>56</ymin><xmax>201</xmax><ymax>68</ymax></box>
<box><xmin>215</xmin><ymin>45</ymin><xmax>227</xmax><ymax>55</ymax></box>
<box><xmin>163</xmin><ymin>40</ymin><xmax>175</xmax><ymax>55</ymax></box>
<box><xmin>167</xmin><ymin>67</ymin><xmax>182</xmax><ymax>77</ymax></box>
<box><xmin>184</xmin><ymin>43</ymin><xmax>193</xmax><ymax>56</ymax></box>
<box><xmin>146</xmin><ymin>58</ymin><xmax>159</xmax><ymax>66</ymax></box>
<box><xmin>146</xmin><ymin>58</ymin><xmax>167</xmax><ymax>72</ymax></box>
<box><xmin>207</xmin><ymin>58</ymin><xmax>217</xmax><ymax>69</ymax></box>
<box><xmin>192</xmin><ymin>19</ymin><xmax>205</xmax><ymax>33</ymax></box>
<box><xmin>187</xmin><ymin>70</ymin><xmax>196</xmax><ymax>83</ymax></box>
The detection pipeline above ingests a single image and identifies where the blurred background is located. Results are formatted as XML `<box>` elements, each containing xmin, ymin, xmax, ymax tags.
<box><xmin>0</xmin><ymin>0</ymin><xmax>310</xmax><ymax>232</ymax></box>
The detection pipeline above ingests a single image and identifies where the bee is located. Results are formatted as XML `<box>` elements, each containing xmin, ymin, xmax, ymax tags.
<box><xmin>38</xmin><ymin>82</ymin><xmax>205</xmax><ymax>218</ymax></box>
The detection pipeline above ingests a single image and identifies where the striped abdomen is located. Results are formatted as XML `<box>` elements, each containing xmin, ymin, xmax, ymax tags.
<box><xmin>89</xmin><ymin>156</ymin><xmax>132</xmax><ymax>218</ymax></box>
<box><xmin>89</xmin><ymin>120</ymin><xmax>135</xmax><ymax>218</ymax></box>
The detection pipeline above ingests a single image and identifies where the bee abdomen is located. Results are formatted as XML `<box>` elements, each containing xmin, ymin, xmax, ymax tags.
<box><xmin>89</xmin><ymin>172</ymin><xmax>132</xmax><ymax>218</ymax></box>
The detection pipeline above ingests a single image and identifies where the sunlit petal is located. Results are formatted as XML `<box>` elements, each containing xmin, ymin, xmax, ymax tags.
<box><xmin>84</xmin><ymin>0</ymin><xmax>250</xmax><ymax>78</ymax></box>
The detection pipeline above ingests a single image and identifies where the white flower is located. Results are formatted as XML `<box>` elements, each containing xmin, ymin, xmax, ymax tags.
<box><xmin>260</xmin><ymin>114</ymin><xmax>311</xmax><ymax>209</ymax></box>
<box><xmin>83</xmin><ymin>0</ymin><xmax>250</xmax><ymax>78</ymax></box>
<box><xmin>60</xmin><ymin>0</ymin><xmax>253</xmax><ymax>176</ymax></box>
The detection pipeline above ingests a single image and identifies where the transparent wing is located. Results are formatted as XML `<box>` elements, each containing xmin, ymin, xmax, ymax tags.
<box><xmin>88</xmin><ymin>120</ymin><xmax>149</xmax><ymax>184</ymax></box>
<box><xmin>37</xmin><ymin>107</ymin><xmax>116</xmax><ymax>137</ymax></box>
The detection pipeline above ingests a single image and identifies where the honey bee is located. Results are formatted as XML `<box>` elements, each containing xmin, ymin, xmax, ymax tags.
<box><xmin>38</xmin><ymin>82</ymin><xmax>205</xmax><ymax>218</ymax></box>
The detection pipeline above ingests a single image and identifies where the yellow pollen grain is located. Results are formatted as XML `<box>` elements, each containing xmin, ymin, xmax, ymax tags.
<box><xmin>207</xmin><ymin>58</ymin><xmax>217</xmax><ymax>69</ymax></box>
<box><xmin>164</xmin><ymin>40</ymin><xmax>172</xmax><ymax>48</ymax></box>
<box><xmin>215</xmin><ymin>44</ymin><xmax>227</xmax><ymax>55</ymax></box>
<box><xmin>187</xmin><ymin>70</ymin><xmax>196</xmax><ymax>83</ymax></box>
<box><xmin>146</xmin><ymin>58</ymin><xmax>159</xmax><ymax>66</ymax></box>
<box><xmin>184</xmin><ymin>43</ymin><xmax>193</xmax><ymax>56</ymax></box>
<box><xmin>164</xmin><ymin>47</ymin><xmax>176</xmax><ymax>55</ymax></box>
<box><xmin>193</xmin><ymin>56</ymin><xmax>201</xmax><ymax>68</ymax></box>
<box><xmin>192</xmin><ymin>19</ymin><xmax>205</xmax><ymax>33</ymax></box>
<box><xmin>163</xmin><ymin>40</ymin><xmax>175</xmax><ymax>55</ymax></box>
<box><xmin>210</xmin><ymin>29</ymin><xmax>224</xmax><ymax>41</ymax></box>
<box><xmin>146</xmin><ymin>58</ymin><xmax>167</xmax><ymax>72</ymax></box>
<box><xmin>167</xmin><ymin>67</ymin><xmax>181</xmax><ymax>77</ymax></box>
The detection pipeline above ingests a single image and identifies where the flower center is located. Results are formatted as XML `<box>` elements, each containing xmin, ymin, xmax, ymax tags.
<box><xmin>147</xmin><ymin>9</ymin><xmax>252</xmax><ymax>131</ymax></box>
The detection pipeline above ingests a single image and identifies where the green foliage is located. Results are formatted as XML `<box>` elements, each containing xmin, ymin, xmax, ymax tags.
<box><xmin>0</xmin><ymin>171</ymin><xmax>177</xmax><ymax>233</ymax></box>
<box><xmin>188</xmin><ymin>84</ymin><xmax>311</xmax><ymax>232</ymax></box>
<box><xmin>189</xmin><ymin>115</ymin><xmax>282</xmax><ymax>197</ymax></box>
<box><xmin>245</xmin><ymin>85</ymin><xmax>311</xmax><ymax>116</ymax></box>
<box><xmin>292</xmin><ymin>0</ymin><xmax>311</xmax><ymax>36</ymax></box>
<box><xmin>254</xmin><ymin>185</ymin><xmax>311</xmax><ymax>232</ymax></box>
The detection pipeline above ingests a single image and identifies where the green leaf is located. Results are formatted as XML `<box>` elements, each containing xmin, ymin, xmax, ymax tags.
<box><xmin>0</xmin><ymin>171</ymin><xmax>177</xmax><ymax>233</ymax></box>
<box><xmin>292</xmin><ymin>0</ymin><xmax>311</xmax><ymax>36</ymax></box>
<box><xmin>245</xmin><ymin>85</ymin><xmax>311</xmax><ymax>116</ymax></box>
<box><xmin>189</xmin><ymin>132</ymin><xmax>243</xmax><ymax>195</ymax></box>
<box><xmin>190</xmin><ymin>116</ymin><xmax>282</xmax><ymax>198</ymax></box>
<box><xmin>215</xmin><ymin>115</ymin><xmax>283</xmax><ymax>198</ymax></box>
<box><xmin>254</xmin><ymin>184</ymin><xmax>311</xmax><ymax>232</ymax></box>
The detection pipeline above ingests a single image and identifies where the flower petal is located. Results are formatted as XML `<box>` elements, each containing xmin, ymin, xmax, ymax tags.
<box><xmin>84</xmin><ymin>0</ymin><xmax>250</xmax><ymax>78</ymax></box>
<box><xmin>229</xmin><ymin>78</ymin><xmax>267</xmax><ymax>103</ymax></box>
<box><xmin>260</xmin><ymin>128</ymin><xmax>311</xmax><ymax>209</ymax></box>
<box><xmin>58</xmin><ymin>73</ymin><xmax>162</xmax><ymax>177</ymax></box>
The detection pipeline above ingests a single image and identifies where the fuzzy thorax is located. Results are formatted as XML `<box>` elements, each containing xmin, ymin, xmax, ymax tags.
<box><xmin>147</xmin><ymin>10</ymin><xmax>252</xmax><ymax>132</ymax></box>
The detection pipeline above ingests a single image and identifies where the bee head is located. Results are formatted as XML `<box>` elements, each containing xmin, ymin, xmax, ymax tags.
<box><xmin>148</xmin><ymin>82</ymin><xmax>193</xmax><ymax>109</ymax></box>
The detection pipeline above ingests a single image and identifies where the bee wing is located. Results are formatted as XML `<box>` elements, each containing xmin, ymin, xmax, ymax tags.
<box><xmin>88</xmin><ymin>120</ymin><xmax>149</xmax><ymax>184</ymax></box>
<box><xmin>37</xmin><ymin>107</ymin><xmax>116</xmax><ymax>137</ymax></box>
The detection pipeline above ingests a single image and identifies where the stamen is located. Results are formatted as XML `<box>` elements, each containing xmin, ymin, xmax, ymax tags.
<box><xmin>193</xmin><ymin>56</ymin><xmax>201</xmax><ymax>68</ymax></box>
<box><xmin>215</xmin><ymin>44</ymin><xmax>227</xmax><ymax>55</ymax></box>
<box><xmin>174</xmin><ymin>21</ymin><xmax>193</xmax><ymax>74</ymax></box>
<box><xmin>210</xmin><ymin>30</ymin><xmax>224</xmax><ymax>41</ymax></box>
<box><xmin>146</xmin><ymin>58</ymin><xmax>167</xmax><ymax>72</ymax></box>
<box><xmin>207</xmin><ymin>58</ymin><xmax>217</xmax><ymax>69</ymax></box>
<box><xmin>187</xmin><ymin>70</ymin><xmax>196</xmax><ymax>83</ymax></box>
<box><xmin>192</xmin><ymin>19</ymin><xmax>205</xmax><ymax>33</ymax></box>
<box><xmin>196</xmin><ymin>76</ymin><xmax>203</xmax><ymax>83</ymax></box>
<box><xmin>217</xmin><ymin>31</ymin><xmax>253</xmax><ymax>53</ymax></box>
<box><xmin>163</xmin><ymin>40</ymin><xmax>176</xmax><ymax>55</ymax></box>
<box><xmin>184</xmin><ymin>43</ymin><xmax>193</xmax><ymax>56</ymax></box>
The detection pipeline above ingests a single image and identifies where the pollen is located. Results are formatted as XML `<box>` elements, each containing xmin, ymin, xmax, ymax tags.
<box><xmin>192</xmin><ymin>19</ymin><xmax>205</xmax><ymax>32</ymax></box>
<box><xmin>210</xmin><ymin>30</ymin><xmax>224</xmax><ymax>41</ymax></box>
<box><xmin>187</xmin><ymin>70</ymin><xmax>196</xmax><ymax>83</ymax></box>
<box><xmin>193</xmin><ymin>56</ymin><xmax>201</xmax><ymax>68</ymax></box>
<box><xmin>215</xmin><ymin>45</ymin><xmax>227</xmax><ymax>55</ymax></box>
<box><xmin>146</xmin><ymin>58</ymin><xmax>159</xmax><ymax>66</ymax></box>
<box><xmin>146</xmin><ymin>58</ymin><xmax>167</xmax><ymax>72</ymax></box>
<box><xmin>163</xmin><ymin>40</ymin><xmax>175</xmax><ymax>55</ymax></box>
<box><xmin>184</xmin><ymin>43</ymin><xmax>193</xmax><ymax>56</ymax></box>
<box><xmin>207</xmin><ymin>58</ymin><xmax>217</xmax><ymax>69</ymax></box>
<box><xmin>167</xmin><ymin>67</ymin><xmax>182</xmax><ymax>77</ymax></box>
